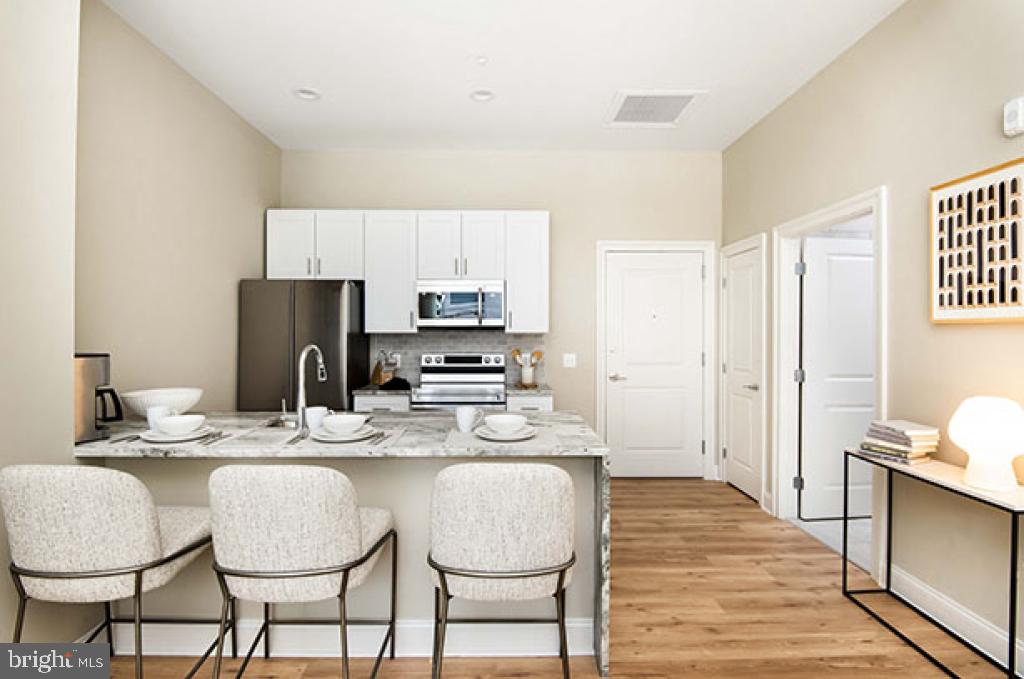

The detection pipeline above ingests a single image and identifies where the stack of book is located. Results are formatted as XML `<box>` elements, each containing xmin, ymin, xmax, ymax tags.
<box><xmin>859</xmin><ymin>420</ymin><xmax>939</xmax><ymax>465</ymax></box>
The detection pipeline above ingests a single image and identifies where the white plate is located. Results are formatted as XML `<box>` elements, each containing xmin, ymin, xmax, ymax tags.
<box><xmin>473</xmin><ymin>425</ymin><xmax>537</xmax><ymax>442</ymax></box>
<box><xmin>311</xmin><ymin>425</ymin><xmax>379</xmax><ymax>443</ymax></box>
<box><xmin>140</xmin><ymin>425</ymin><xmax>215</xmax><ymax>443</ymax></box>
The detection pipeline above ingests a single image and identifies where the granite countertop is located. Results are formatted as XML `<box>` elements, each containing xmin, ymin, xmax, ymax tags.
<box><xmin>354</xmin><ymin>384</ymin><xmax>553</xmax><ymax>396</ymax></box>
<box><xmin>75</xmin><ymin>411</ymin><xmax>607</xmax><ymax>459</ymax></box>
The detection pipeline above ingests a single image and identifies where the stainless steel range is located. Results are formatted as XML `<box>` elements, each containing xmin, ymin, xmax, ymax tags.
<box><xmin>411</xmin><ymin>353</ymin><xmax>506</xmax><ymax>410</ymax></box>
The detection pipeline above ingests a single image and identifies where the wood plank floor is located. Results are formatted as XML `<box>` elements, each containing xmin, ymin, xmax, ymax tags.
<box><xmin>114</xmin><ymin>480</ymin><xmax>991</xmax><ymax>677</ymax></box>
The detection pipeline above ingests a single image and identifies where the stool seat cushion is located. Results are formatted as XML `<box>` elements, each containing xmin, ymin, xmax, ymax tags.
<box><xmin>210</xmin><ymin>465</ymin><xmax>394</xmax><ymax>604</ymax></box>
<box><xmin>430</xmin><ymin>463</ymin><xmax>574</xmax><ymax>602</ymax></box>
<box><xmin>0</xmin><ymin>465</ymin><xmax>210</xmax><ymax>604</ymax></box>
<box><xmin>18</xmin><ymin>505</ymin><xmax>210</xmax><ymax>604</ymax></box>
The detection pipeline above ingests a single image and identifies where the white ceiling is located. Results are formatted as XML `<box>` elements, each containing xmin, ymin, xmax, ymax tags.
<box><xmin>100</xmin><ymin>0</ymin><xmax>904</xmax><ymax>151</ymax></box>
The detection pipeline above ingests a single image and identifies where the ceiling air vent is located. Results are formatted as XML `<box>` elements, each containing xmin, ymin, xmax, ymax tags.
<box><xmin>607</xmin><ymin>89</ymin><xmax>703</xmax><ymax>128</ymax></box>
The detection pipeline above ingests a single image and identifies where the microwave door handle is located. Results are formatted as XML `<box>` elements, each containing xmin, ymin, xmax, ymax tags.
<box><xmin>477</xmin><ymin>287</ymin><xmax>483</xmax><ymax>326</ymax></box>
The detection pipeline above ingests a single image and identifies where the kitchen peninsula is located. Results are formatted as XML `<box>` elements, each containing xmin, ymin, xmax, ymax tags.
<box><xmin>76</xmin><ymin>410</ymin><xmax>610</xmax><ymax>676</ymax></box>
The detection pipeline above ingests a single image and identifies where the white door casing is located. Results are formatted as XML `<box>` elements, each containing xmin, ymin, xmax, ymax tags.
<box><xmin>417</xmin><ymin>211</ymin><xmax>462</xmax><ymax>279</ymax></box>
<box><xmin>800</xmin><ymin>235</ymin><xmax>875</xmax><ymax>519</ymax></box>
<box><xmin>605</xmin><ymin>251</ymin><xmax>705</xmax><ymax>477</ymax></box>
<box><xmin>315</xmin><ymin>210</ymin><xmax>364</xmax><ymax>280</ymax></box>
<box><xmin>721</xmin><ymin>236</ymin><xmax>766</xmax><ymax>503</ymax></box>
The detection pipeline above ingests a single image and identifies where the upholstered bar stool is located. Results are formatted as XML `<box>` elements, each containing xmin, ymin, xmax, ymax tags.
<box><xmin>428</xmin><ymin>463</ymin><xmax>576</xmax><ymax>679</ymax></box>
<box><xmin>0</xmin><ymin>465</ymin><xmax>216</xmax><ymax>679</ymax></box>
<box><xmin>208</xmin><ymin>465</ymin><xmax>397</xmax><ymax>679</ymax></box>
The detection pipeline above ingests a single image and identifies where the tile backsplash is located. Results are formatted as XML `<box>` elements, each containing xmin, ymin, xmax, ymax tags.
<box><xmin>369</xmin><ymin>329</ymin><xmax>546</xmax><ymax>386</ymax></box>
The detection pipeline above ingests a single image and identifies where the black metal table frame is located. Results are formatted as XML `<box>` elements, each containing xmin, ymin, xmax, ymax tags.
<box><xmin>842</xmin><ymin>450</ymin><xmax>1021</xmax><ymax>678</ymax></box>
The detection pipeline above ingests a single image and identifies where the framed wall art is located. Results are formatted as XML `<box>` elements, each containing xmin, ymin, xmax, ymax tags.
<box><xmin>931</xmin><ymin>157</ymin><xmax>1024</xmax><ymax>323</ymax></box>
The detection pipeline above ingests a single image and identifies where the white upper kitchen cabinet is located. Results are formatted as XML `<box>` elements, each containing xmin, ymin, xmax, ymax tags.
<box><xmin>365</xmin><ymin>211</ymin><xmax>418</xmax><ymax>333</ymax></box>
<box><xmin>461</xmin><ymin>211</ymin><xmax>506</xmax><ymax>279</ymax></box>
<box><xmin>505</xmin><ymin>211</ymin><xmax>550</xmax><ymax>333</ymax></box>
<box><xmin>266</xmin><ymin>210</ymin><xmax>316</xmax><ymax>279</ymax></box>
<box><xmin>417</xmin><ymin>211</ymin><xmax>462</xmax><ymax>279</ymax></box>
<box><xmin>315</xmin><ymin>210</ymin><xmax>364</xmax><ymax>279</ymax></box>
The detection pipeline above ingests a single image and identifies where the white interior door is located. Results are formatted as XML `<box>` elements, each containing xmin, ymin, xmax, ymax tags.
<box><xmin>800</xmin><ymin>235</ymin><xmax>875</xmax><ymax>519</ymax></box>
<box><xmin>723</xmin><ymin>243</ymin><xmax>764</xmax><ymax>501</ymax></box>
<box><xmin>606</xmin><ymin>251</ymin><xmax>704</xmax><ymax>477</ymax></box>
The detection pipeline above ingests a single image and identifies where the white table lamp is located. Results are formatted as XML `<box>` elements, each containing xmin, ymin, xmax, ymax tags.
<box><xmin>948</xmin><ymin>396</ymin><xmax>1024</xmax><ymax>493</ymax></box>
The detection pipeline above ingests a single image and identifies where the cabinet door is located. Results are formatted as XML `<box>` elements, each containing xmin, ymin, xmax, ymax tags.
<box><xmin>505</xmin><ymin>211</ymin><xmax>549</xmax><ymax>333</ymax></box>
<box><xmin>266</xmin><ymin>210</ymin><xmax>315</xmax><ymax>279</ymax></box>
<box><xmin>461</xmin><ymin>211</ymin><xmax>506</xmax><ymax>279</ymax></box>
<box><xmin>316</xmin><ymin>210</ymin><xmax>364</xmax><ymax>279</ymax></box>
<box><xmin>365</xmin><ymin>211</ymin><xmax>418</xmax><ymax>333</ymax></box>
<box><xmin>417</xmin><ymin>211</ymin><xmax>462</xmax><ymax>279</ymax></box>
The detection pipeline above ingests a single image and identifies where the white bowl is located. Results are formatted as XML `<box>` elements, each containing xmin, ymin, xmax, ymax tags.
<box><xmin>485</xmin><ymin>413</ymin><xmax>527</xmax><ymax>434</ymax></box>
<box><xmin>323</xmin><ymin>413</ymin><xmax>367</xmax><ymax>435</ymax></box>
<box><xmin>122</xmin><ymin>388</ymin><xmax>203</xmax><ymax>418</ymax></box>
<box><xmin>155</xmin><ymin>414</ymin><xmax>206</xmax><ymax>436</ymax></box>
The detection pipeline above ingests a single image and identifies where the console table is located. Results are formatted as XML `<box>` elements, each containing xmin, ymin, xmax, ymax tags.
<box><xmin>842</xmin><ymin>448</ymin><xmax>1023</xmax><ymax>678</ymax></box>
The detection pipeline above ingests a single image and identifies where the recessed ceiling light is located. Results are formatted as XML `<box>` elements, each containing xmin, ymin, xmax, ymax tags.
<box><xmin>475</xmin><ymin>55</ymin><xmax>489</xmax><ymax>66</ymax></box>
<box><xmin>292</xmin><ymin>87</ymin><xmax>321</xmax><ymax>101</ymax></box>
<box><xmin>470</xmin><ymin>89</ymin><xmax>495</xmax><ymax>103</ymax></box>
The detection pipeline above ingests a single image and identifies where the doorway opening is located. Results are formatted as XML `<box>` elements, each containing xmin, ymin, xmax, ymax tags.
<box><xmin>772</xmin><ymin>188</ymin><xmax>889</xmax><ymax>577</ymax></box>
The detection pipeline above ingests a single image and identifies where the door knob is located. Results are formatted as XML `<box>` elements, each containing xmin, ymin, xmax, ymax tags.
<box><xmin>608</xmin><ymin>373</ymin><xmax>627</xmax><ymax>382</ymax></box>
<box><xmin>742</xmin><ymin>383</ymin><xmax>760</xmax><ymax>392</ymax></box>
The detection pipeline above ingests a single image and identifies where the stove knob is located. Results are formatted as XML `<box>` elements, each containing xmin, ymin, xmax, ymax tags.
<box><xmin>424</xmin><ymin>356</ymin><xmax>432</xmax><ymax>364</ymax></box>
<box><xmin>495</xmin><ymin>356</ymin><xmax>503</xmax><ymax>365</ymax></box>
<box><xmin>435</xmin><ymin>355</ymin><xmax>443</xmax><ymax>364</ymax></box>
<box><xmin>483</xmin><ymin>356</ymin><xmax>491</xmax><ymax>364</ymax></box>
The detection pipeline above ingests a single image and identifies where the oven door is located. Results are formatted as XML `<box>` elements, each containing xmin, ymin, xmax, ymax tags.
<box><xmin>416</xmin><ymin>281</ymin><xmax>505</xmax><ymax>327</ymax></box>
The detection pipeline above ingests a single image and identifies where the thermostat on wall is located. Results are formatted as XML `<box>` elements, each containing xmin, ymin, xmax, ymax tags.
<box><xmin>1004</xmin><ymin>96</ymin><xmax>1024</xmax><ymax>137</ymax></box>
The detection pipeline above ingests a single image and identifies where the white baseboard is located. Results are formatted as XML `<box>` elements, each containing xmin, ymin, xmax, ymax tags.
<box><xmin>891</xmin><ymin>565</ymin><xmax>1022</xmax><ymax>666</ymax></box>
<box><xmin>96</xmin><ymin>617</ymin><xmax>593</xmax><ymax>659</ymax></box>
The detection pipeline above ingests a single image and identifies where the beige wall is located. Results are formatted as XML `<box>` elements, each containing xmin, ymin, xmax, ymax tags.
<box><xmin>75</xmin><ymin>0</ymin><xmax>281</xmax><ymax>411</ymax></box>
<box><xmin>0</xmin><ymin>0</ymin><xmax>97</xmax><ymax>641</ymax></box>
<box><xmin>723</xmin><ymin>0</ymin><xmax>1024</xmax><ymax>627</ymax></box>
<box><xmin>282</xmin><ymin>149</ymin><xmax>722</xmax><ymax>424</ymax></box>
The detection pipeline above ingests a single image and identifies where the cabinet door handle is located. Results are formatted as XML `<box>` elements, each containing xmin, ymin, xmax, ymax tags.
<box><xmin>463</xmin><ymin>257</ymin><xmax>468</xmax><ymax>276</ymax></box>
<box><xmin>306</xmin><ymin>257</ymin><xmax>312</xmax><ymax>275</ymax></box>
<box><xmin>454</xmin><ymin>256</ymin><xmax>459</xmax><ymax>276</ymax></box>
<box><xmin>608</xmin><ymin>373</ymin><xmax>627</xmax><ymax>381</ymax></box>
<box><xmin>409</xmin><ymin>310</ymin><xmax>415</xmax><ymax>328</ymax></box>
<box><xmin>520</xmin><ymin>406</ymin><xmax>541</xmax><ymax>411</ymax></box>
<box><xmin>508</xmin><ymin>310</ymin><xmax>512</xmax><ymax>328</ymax></box>
<box><xmin>316</xmin><ymin>257</ymin><xmax>321</xmax><ymax>275</ymax></box>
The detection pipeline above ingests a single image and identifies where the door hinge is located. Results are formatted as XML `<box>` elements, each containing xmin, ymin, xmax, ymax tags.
<box><xmin>701</xmin><ymin>264</ymin><xmax>707</xmax><ymax>280</ymax></box>
<box><xmin>701</xmin><ymin>352</ymin><xmax>706</xmax><ymax>367</ymax></box>
<box><xmin>721</xmin><ymin>276</ymin><xmax>727</xmax><ymax>289</ymax></box>
<box><xmin>794</xmin><ymin>261</ymin><xmax>807</xmax><ymax>276</ymax></box>
<box><xmin>793</xmin><ymin>476</ymin><xmax>805</xmax><ymax>490</ymax></box>
<box><xmin>722</xmin><ymin>447</ymin><xmax>728</xmax><ymax>459</ymax></box>
<box><xmin>701</xmin><ymin>440</ymin><xmax>706</xmax><ymax>456</ymax></box>
<box><xmin>722</xmin><ymin>362</ymin><xmax>727</xmax><ymax>374</ymax></box>
<box><xmin>794</xmin><ymin>368</ymin><xmax>806</xmax><ymax>383</ymax></box>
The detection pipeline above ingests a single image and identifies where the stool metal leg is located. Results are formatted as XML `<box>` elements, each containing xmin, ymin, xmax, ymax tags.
<box><xmin>390</xmin><ymin>532</ymin><xmax>398</xmax><ymax>659</ymax></box>
<box><xmin>555</xmin><ymin>588</ymin><xmax>570</xmax><ymax>679</ymax></box>
<box><xmin>338</xmin><ymin>571</ymin><xmax>351</xmax><ymax>679</ymax></box>
<box><xmin>133</xmin><ymin>571</ymin><xmax>143</xmax><ymax>679</ymax></box>
<box><xmin>432</xmin><ymin>587</ymin><xmax>440</xmax><ymax>668</ymax></box>
<box><xmin>212</xmin><ymin>577</ymin><xmax>230</xmax><ymax>679</ymax></box>
<box><xmin>104</xmin><ymin>602</ymin><xmax>115</xmax><ymax>655</ymax></box>
<box><xmin>433</xmin><ymin>576</ymin><xmax>451</xmax><ymax>679</ymax></box>
<box><xmin>263</xmin><ymin>603</ymin><xmax>271</xmax><ymax>659</ymax></box>
<box><xmin>230</xmin><ymin>597</ymin><xmax>238</xmax><ymax>659</ymax></box>
<box><xmin>12</xmin><ymin>596</ymin><xmax>26</xmax><ymax>643</ymax></box>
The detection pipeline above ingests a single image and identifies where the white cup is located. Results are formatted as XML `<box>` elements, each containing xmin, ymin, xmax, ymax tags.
<box><xmin>146</xmin><ymin>405</ymin><xmax>172</xmax><ymax>430</ymax></box>
<box><xmin>305</xmin><ymin>406</ymin><xmax>332</xmax><ymax>431</ymax></box>
<box><xmin>456</xmin><ymin>406</ymin><xmax>483</xmax><ymax>433</ymax></box>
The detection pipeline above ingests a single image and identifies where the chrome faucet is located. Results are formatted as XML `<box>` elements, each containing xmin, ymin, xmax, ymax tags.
<box><xmin>297</xmin><ymin>343</ymin><xmax>327</xmax><ymax>432</ymax></box>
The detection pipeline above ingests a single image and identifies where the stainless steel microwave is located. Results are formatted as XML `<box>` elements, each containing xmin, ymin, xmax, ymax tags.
<box><xmin>416</xmin><ymin>281</ymin><xmax>504</xmax><ymax>327</ymax></box>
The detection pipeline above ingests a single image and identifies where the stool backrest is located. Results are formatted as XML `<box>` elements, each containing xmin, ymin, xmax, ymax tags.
<box><xmin>431</xmin><ymin>463</ymin><xmax>574</xmax><ymax>573</ymax></box>
<box><xmin>209</xmin><ymin>465</ymin><xmax>362</xmax><ymax>574</ymax></box>
<box><xmin>0</xmin><ymin>465</ymin><xmax>161</xmax><ymax>574</ymax></box>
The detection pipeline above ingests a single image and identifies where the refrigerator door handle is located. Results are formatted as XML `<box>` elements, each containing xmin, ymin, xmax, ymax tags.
<box><xmin>340</xmin><ymin>281</ymin><xmax>351</xmax><ymax>411</ymax></box>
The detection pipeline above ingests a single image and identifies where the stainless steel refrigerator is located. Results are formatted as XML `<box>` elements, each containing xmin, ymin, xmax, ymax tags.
<box><xmin>237</xmin><ymin>280</ymin><xmax>369</xmax><ymax>412</ymax></box>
